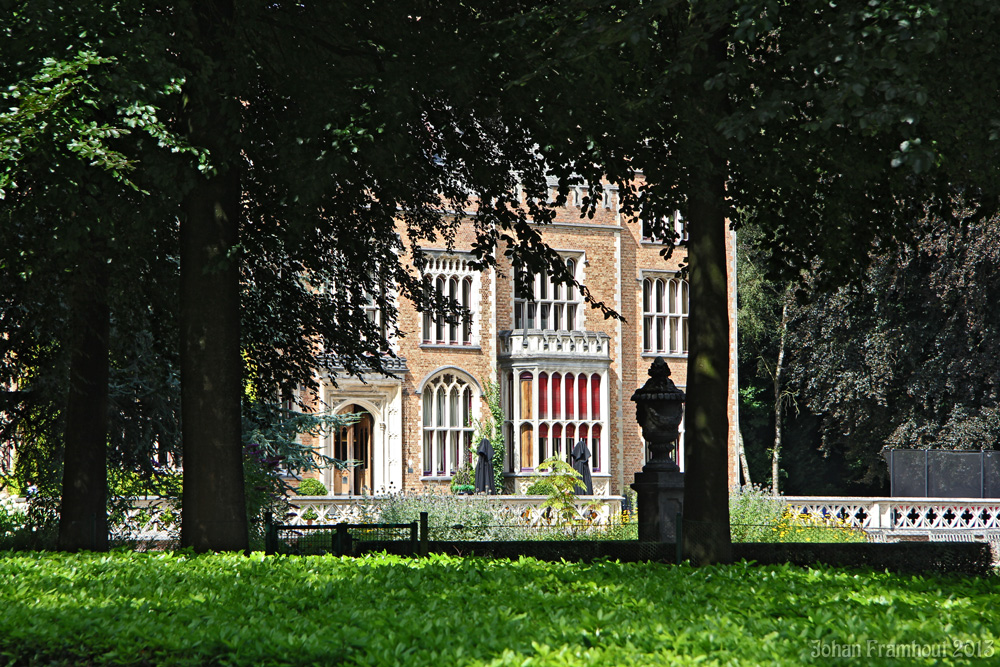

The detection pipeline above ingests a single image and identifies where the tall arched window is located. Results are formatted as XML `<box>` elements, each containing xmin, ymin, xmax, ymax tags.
<box><xmin>422</xmin><ymin>371</ymin><xmax>477</xmax><ymax>477</ymax></box>
<box><xmin>422</xmin><ymin>254</ymin><xmax>478</xmax><ymax>346</ymax></box>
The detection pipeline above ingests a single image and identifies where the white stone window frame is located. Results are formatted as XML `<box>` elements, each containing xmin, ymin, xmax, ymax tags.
<box><xmin>641</xmin><ymin>210</ymin><xmax>687</xmax><ymax>244</ymax></box>
<box><xmin>602</xmin><ymin>185</ymin><xmax>617</xmax><ymax>210</ymax></box>
<box><xmin>501</xmin><ymin>366</ymin><xmax>609</xmax><ymax>474</ymax></box>
<box><xmin>419</xmin><ymin>369</ymin><xmax>481</xmax><ymax>478</ymax></box>
<box><xmin>318</xmin><ymin>270</ymin><xmax>400</xmax><ymax>354</ymax></box>
<box><xmin>642</xmin><ymin>273</ymin><xmax>689</xmax><ymax>357</ymax></box>
<box><xmin>513</xmin><ymin>252</ymin><xmax>585</xmax><ymax>333</ymax></box>
<box><xmin>420</xmin><ymin>252</ymin><xmax>480</xmax><ymax>347</ymax></box>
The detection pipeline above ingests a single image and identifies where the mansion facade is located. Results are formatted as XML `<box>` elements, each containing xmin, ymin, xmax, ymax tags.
<box><xmin>301</xmin><ymin>181</ymin><xmax>739</xmax><ymax>496</ymax></box>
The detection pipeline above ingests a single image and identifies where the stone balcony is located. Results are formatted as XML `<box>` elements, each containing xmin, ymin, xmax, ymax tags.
<box><xmin>497</xmin><ymin>330</ymin><xmax>611</xmax><ymax>363</ymax></box>
<box><xmin>317</xmin><ymin>353</ymin><xmax>409</xmax><ymax>376</ymax></box>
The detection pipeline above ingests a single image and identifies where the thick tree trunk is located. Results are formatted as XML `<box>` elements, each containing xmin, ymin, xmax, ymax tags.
<box><xmin>682</xmin><ymin>170</ymin><xmax>734</xmax><ymax>565</ymax></box>
<box><xmin>180</xmin><ymin>165</ymin><xmax>246</xmax><ymax>552</ymax></box>
<box><xmin>179</xmin><ymin>0</ymin><xmax>247</xmax><ymax>552</ymax></box>
<box><xmin>679</xmin><ymin>17</ymin><xmax>733</xmax><ymax>565</ymax></box>
<box><xmin>58</xmin><ymin>249</ymin><xmax>111</xmax><ymax>552</ymax></box>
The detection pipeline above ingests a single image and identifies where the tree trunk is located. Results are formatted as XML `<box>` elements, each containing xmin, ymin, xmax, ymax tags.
<box><xmin>682</xmin><ymin>170</ymin><xmax>734</xmax><ymax>565</ymax></box>
<box><xmin>738</xmin><ymin>430</ymin><xmax>751</xmax><ymax>486</ymax></box>
<box><xmin>180</xmin><ymin>164</ymin><xmax>246</xmax><ymax>552</ymax></box>
<box><xmin>770</xmin><ymin>298</ymin><xmax>789</xmax><ymax>495</ymax></box>
<box><xmin>179</xmin><ymin>0</ymin><xmax>247</xmax><ymax>552</ymax></box>
<box><xmin>679</xmin><ymin>16</ymin><xmax>733</xmax><ymax>565</ymax></box>
<box><xmin>58</xmin><ymin>247</ymin><xmax>111</xmax><ymax>552</ymax></box>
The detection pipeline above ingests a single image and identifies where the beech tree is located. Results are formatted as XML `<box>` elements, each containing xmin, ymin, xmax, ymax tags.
<box><xmin>788</xmin><ymin>211</ymin><xmax>1000</xmax><ymax>485</ymax></box>
<box><xmin>0</xmin><ymin>2</ymin><xmax>191</xmax><ymax>550</ymax></box>
<box><xmin>3</xmin><ymin>0</ymin><xmax>623</xmax><ymax>552</ymax></box>
<box><xmin>517</xmin><ymin>0</ymin><xmax>1000</xmax><ymax>562</ymax></box>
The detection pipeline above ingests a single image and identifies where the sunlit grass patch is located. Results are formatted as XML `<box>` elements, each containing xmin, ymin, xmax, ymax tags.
<box><xmin>0</xmin><ymin>551</ymin><xmax>996</xmax><ymax>666</ymax></box>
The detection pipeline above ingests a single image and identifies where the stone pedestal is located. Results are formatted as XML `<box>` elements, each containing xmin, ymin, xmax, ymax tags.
<box><xmin>631</xmin><ymin>469</ymin><xmax>684</xmax><ymax>542</ymax></box>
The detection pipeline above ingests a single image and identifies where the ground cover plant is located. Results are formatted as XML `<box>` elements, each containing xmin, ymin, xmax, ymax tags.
<box><xmin>0</xmin><ymin>552</ymin><xmax>996</xmax><ymax>666</ymax></box>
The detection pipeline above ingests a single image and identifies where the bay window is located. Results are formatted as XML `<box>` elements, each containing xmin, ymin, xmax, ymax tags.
<box><xmin>502</xmin><ymin>368</ymin><xmax>607</xmax><ymax>474</ymax></box>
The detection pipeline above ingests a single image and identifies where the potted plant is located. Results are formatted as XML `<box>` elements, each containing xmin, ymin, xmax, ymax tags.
<box><xmin>450</xmin><ymin>464</ymin><xmax>475</xmax><ymax>495</ymax></box>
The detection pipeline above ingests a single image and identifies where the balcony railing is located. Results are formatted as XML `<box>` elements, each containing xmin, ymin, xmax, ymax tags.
<box><xmin>498</xmin><ymin>330</ymin><xmax>610</xmax><ymax>360</ymax></box>
<box><xmin>317</xmin><ymin>353</ymin><xmax>409</xmax><ymax>376</ymax></box>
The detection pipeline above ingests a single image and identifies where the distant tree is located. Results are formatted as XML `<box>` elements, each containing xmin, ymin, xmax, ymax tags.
<box><xmin>736</xmin><ymin>226</ymin><xmax>796</xmax><ymax>492</ymax></box>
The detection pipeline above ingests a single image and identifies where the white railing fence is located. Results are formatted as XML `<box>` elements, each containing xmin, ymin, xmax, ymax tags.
<box><xmin>3</xmin><ymin>494</ymin><xmax>623</xmax><ymax>537</ymax></box>
<box><xmin>782</xmin><ymin>496</ymin><xmax>1000</xmax><ymax>540</ymax></box>
<box><xmin>7</xmin><ymin>493</ymin><xmax>1000</xmax><ymax>542</ymax></box>
<box><xmin>283</xmin><ymin>495</ymin><xmax>624</xmax><ymax>527</ymax></box>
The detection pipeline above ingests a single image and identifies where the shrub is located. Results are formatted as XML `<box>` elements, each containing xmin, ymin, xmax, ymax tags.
<box><xmin>296</xmin><ymin>478</ymin><xmax>328</xmax><ymax>496</ymax></box>
<box><xmin>525</xmin><ymin>479</ymin><xmax>557</xmax><ymax>496</ymax></box>
<box><xmin>769</xmin><ymin>507</ymin><xmax>868</xmax><ymax>543</ymax></box>
<box><xmin>0</xmin><ymin>500</ymin><xmax>26</xmax><ymax>545</ymax></box>
<box><xmin>729</xmin><ymin>484</ymin><xmax>785</xmax><ymax>542</ymax></box>
<box><xmin>533</xmin><ymin>456</ymin><xmax>599</xmax><ymax>527</ymax></box>
<box><xmin>0</xmin><ymin>495</ymin><xmax>59</xmax><ymax>550</ymax></box>
<box><xmin>359</xmin><ymin>490</ymin><xmax>500</xmax><ymax>540</ymax></box>
<box><xmin>729</xmin><ymin>486</ymin><xmax>867</xmax><ymax>543</ymax></box>
<box><xmin>244</xmin><ymin>443</ymin><xmax>290</xmax><ymax>549</ymax></box>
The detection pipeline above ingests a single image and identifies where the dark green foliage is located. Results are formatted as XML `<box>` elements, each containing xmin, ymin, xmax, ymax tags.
<box><xmin>525</xmin><ymin>479</ymin><xmax>558</xmax><ymax>496</ymax></box>
<box><xmin>241</xmin><ymin>400</ymin><xmax>353</xmax><ymax>478</ymax></box>
<box><xmin>241</xmin><ymin>402</ymin><xmax>355</xmax><ymax>544</ymax></box>
<box><xmin>789</xmin><ymin>212</ymin><xmax>1000</xmax><ymax>485</ymax></box>
<box><xmin>734</xmin><ymin>542</ymin><xmax>995</xmax><ymax>577</ymax></box>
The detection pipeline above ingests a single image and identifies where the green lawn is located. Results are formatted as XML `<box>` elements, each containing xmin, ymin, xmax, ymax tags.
<box><xmin>0</xmin><ymin>551</ymin><xmax>996</xmax><ymax>666</ymax></box>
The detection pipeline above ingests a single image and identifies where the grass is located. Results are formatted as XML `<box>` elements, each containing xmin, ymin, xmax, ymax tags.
<box><xmin>0</xmin><ymin>551</ymin><xmax>997</xmax><ymax>666</ymax></box>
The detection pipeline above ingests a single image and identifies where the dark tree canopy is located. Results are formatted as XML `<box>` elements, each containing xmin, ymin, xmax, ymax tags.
<box><xmin>789</xmin><ymin>210</ymin><xmax>1000</xmax><ymax>485</ymax></box>
<box><xmin>4</xmin><ymin>0</ymin><xmax>1000</xmax><ymax>557</ymax></box>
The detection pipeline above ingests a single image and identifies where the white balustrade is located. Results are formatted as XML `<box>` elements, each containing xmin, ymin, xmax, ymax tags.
<box><xmin>114</xmin><ymin>496</ymin><xmax>180</xmax><ymax>542</ymax></box>
<box><xmin>285</xmin><ymin>494</ymin><xmax>623</xmax><ymax>527</ymax></box>
<box><xmin>498</xmin><ymin>330</ymin><xmax>610</xmax><ymax>360</ymax></box>
<box><xmin>14</xmin><ymin>492</ymin><xmax>999</xmax><ymax>543</ymax></box>
<box><xmin>782</xmin><ymin>496</ymin><xmax>1000</xmax><ymax>539</ymax></box>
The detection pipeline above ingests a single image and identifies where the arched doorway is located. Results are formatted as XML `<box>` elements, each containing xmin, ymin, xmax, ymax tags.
<box><xmin>332</xmin><ymin>405</ymin><xmax>374</xmax><ymax>495</ymax></box>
